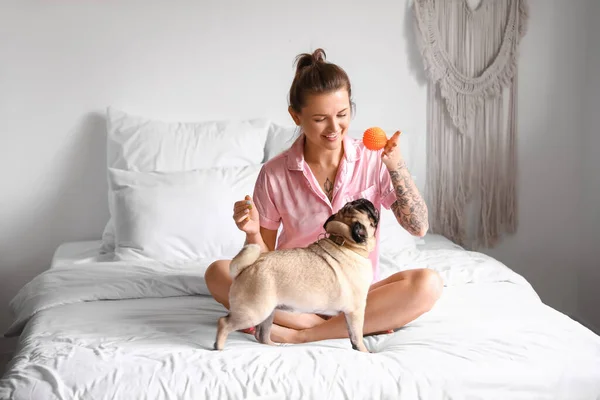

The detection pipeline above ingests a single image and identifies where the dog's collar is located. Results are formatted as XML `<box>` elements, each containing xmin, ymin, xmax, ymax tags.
<box><xmin>328</xmin><ymin>234</ymin><xmax>346</xmax><ymax>247</ymax></box>
<box><xmin>324</xmin><ymin>234</ymin><xmax>370</xmax><ymax>258</ymax></box>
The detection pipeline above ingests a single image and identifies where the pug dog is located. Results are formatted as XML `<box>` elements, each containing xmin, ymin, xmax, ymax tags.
<box><xmin>214</xmin><ymin>198</ymin><xmax>379</xmax><ymax>353</ymax></box>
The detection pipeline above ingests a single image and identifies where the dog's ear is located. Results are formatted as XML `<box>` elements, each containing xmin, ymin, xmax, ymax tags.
<box><xmin>323</xmin><ymin>214</ymin><xmax>336</xmax><ymax>230</ymax></box>
<box><xmin>349</xmin><ymin>198</ymin><xmax>380</xmax><ymax>228</ymax></box>
<box><xmin>363</xmin><ymin>199</ymin><xmax>379</xmax><ymax>228</ymax></box>
<box><xmin>368</xmin><ymin>203</ymin><xmax>380</xmax><ymax>228</ymax></box>
<box><xmin>351</xmin><ymin>221</ymin><xmax>367</xmax><ymax>243</ymax></box>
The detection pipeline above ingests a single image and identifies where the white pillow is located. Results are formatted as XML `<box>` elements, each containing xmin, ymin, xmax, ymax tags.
<box><xmin>108</xmin><ymin>165</ymin><xmax>262</xmax><ymax>264</ymax></box>
<box><xmin>378</xmin><ymin>207</ymin><xmax>419</xmax><ymax>255</ymax></box>
<box><xmin>107</xmin><ymin>107</ymin><xmax>269</xmax><ymax>171</ymax></box>
<box><xmin>263</xmin><ymin>122</ymin><xmax>298</xmax><ymax>162</ymax></box>
<box><xmin>102</xmin><ymin>107</ymin><xmax>270</xmax><ymax>253</ymax></box>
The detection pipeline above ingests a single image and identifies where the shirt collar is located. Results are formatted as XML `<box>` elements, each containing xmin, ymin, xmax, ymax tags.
<box><xmin>286</xmin><ymin>133</ymin><xmax>360</xmax><ymax>171</ymax></box>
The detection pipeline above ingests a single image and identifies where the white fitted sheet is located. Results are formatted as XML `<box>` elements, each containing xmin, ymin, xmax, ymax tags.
<box><xmin>49</xmin><ymin>234</ymin><xmax>463</xmax><ymax>268</ymax></box>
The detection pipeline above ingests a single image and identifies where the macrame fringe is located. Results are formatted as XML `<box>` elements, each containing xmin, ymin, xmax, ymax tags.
<box><xmin>414</xmin><ymin>0</ymin><xmax>529</xmax><ymax>248</ymax></box>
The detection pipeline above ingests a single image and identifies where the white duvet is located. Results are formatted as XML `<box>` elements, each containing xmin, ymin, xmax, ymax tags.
<box><xmin>1</xmin><ymin>248</ymin><xmax>600</xmax><ymax>400</ymax></box>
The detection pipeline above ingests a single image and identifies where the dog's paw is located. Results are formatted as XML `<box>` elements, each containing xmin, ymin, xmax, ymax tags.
<box><xmin>351</xmin><ymin>342</ymin><xmax>370</xmax><ymax>353</ymax></box>
<box><xmin>213</xmin><ymin>341</ymin><xmax>224</xmax><ymax>351</ymax></box>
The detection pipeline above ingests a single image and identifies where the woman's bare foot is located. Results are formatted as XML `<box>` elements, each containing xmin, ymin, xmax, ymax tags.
<box><xmin>265</xmin><ymin>325</ymin><xmax>392</xmax><ymax>344</ymax></box>
<box><xmin>242</xmin><ymin>314</ymin><xmax>329</xmax><ymax>343</ymax></box>
<box><xmin>366</xmin><ymin>329</ymin><xmax>394</xmax><ymax>336</ymax></box>
<box><xmin>274</xmin><ymin>312</ymin><xmax>329</xmax><ymax>330</ymax></box>
<box><xmin>263</xmin><ymin>324</ymin><xmax>305</xmax><ymax>344</ymax></box>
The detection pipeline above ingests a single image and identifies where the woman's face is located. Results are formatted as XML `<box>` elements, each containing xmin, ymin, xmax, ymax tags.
<box><xmin>289</xmin><ymin>89</ymin><xmax>351</xmax><ymax>153</ymax></box>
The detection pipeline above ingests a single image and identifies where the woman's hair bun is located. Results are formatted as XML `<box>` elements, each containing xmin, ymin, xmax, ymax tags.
<box><xmin>294</xmin><ymin>48</ymin><xmax>327</xmax><ymax>76</ymax></box>
<box><xmin>288</xmin><ymin>47</ymin><xmax>353</xmax><ymax>113</ymax></box>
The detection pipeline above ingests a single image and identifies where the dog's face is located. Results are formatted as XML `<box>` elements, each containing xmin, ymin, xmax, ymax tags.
<box><xmin>323</xmin><ymin>198</ymin><xmax>379</xmax><ymax>251</ymax></box>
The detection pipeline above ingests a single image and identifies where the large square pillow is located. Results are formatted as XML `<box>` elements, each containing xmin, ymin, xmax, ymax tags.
<box><xmin>107</xmin><ymin>107</ymin><xmax>270</xmax><ymax>171</ymax></box>
<box><xmin>102</xmin><ymin>107</ymin><xmax>270</xmax><ymax>253</ymax></box>
<box><xmin>263</xmin><ymin>122</ymin><xmax>298</xmax><ymax>162</ymax></box>
<box><xmin>108</xmin><ymin>164</ymin><xmax>262</xmax><ymax>264</ymax></box>
<box><xmin>378</xmin><ymin>207</ymin><xmax>419</xmax><ymax>255</ymax></box>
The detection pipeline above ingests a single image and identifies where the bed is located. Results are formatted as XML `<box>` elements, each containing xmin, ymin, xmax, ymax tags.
<box><xmin>1</xmin><ymin>109</ymin><xmax>599</xmax><ymax>400</ymax></box>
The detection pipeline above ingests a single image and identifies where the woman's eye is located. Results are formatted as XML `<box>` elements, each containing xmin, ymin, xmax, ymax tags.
<box><xmin>338</xmin><ymin>114</ymin><xmax>347</xmax><ymax>118</ymax></box>
<box><xmin>314</xmin><ymin>118</ymin><xmax>326</xmax><ymax>122</ymax></box>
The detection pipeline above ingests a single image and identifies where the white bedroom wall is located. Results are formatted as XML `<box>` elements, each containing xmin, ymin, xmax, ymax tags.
<box><xmin>0</xmin><ymin>0</ymin><xmax>593</xmax><ymax>353</ymax></box>
<box><xmin>482</xmin><ymin>0</ymin><xmax>590</xmax><ymax>321</ymax></box>
<box><xmin>578</xmin><ymin>0</ymin><xmax>600</xmax><ymax>333</ymax></box>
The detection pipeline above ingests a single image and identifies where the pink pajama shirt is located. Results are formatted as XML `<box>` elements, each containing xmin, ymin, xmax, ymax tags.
<box><xmin>253</xmin><ymin>134</ymin><xmax>397</xmax><ymax>283</ymax></box>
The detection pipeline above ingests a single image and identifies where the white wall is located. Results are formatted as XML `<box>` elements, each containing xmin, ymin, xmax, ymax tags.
<box><xmin>482</xmin><ymin>0</ymin><xmax>590</xmax><ymax>320</ymax></box>
<box><xmin>0</xmin><ymin>0</ymin><xmax>595</xmax><ymax>353</ymax></box>
<box><xmin>579</xmin><ymin>0</ymin><xmax>600</xmax><ymax>332</ymax></box>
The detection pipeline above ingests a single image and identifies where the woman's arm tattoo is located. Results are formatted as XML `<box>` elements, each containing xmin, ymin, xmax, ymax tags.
<box><xmin>388</xmin><ymin>161</ymin><xmax>429</xmax><ymax>236</ymax></box>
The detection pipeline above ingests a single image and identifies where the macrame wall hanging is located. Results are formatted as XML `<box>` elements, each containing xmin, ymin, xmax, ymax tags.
<box><xmin>413</xmin><ymin>0</ymin><xmax>529</xmax><ymax>248</ymax></box>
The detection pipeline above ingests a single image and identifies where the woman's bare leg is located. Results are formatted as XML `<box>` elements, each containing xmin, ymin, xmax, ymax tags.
<box><xmin>268</xmin><ymin>268</ymin><xmax>443</xmax><ymax>344</ymax></box>
<box><xmin>204</xmin><ymin>260</ymin><xmax>327</xmax><ymax>330</ymax></box>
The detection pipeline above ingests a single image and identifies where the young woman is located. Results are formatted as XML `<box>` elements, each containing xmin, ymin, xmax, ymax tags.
<box><xmin>205</xmin><ymin>48</ymin><xmax>443</xmax><ymax>344</ymax></box>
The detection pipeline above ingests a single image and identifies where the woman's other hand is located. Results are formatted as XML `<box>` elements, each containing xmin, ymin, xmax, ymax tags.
<box><xmin>233</xmin><ymin>195</ymin><xmax>260</xmax><ymax>235</ymax></box>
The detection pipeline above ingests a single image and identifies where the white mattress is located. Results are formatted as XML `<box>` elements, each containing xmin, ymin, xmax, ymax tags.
<box><xmin>49</xmin><ymin>234</ymin><xmax>463</xmax><ymax>268</ymax></box>
<box><xmin>50</xmin><ymin>240</ymin><xmax>116</xmax><ymax>267</ymax></box>
<box><xmin>2</xmin><ymin>241</ymin><xmax>600</xmax><ymax>399</ymax></box>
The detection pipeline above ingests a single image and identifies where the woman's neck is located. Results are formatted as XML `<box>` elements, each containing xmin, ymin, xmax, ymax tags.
<box><xmin>303</xmin><ymin>137</ymin><xmax>344</xmax><ymax>168</ymax></box>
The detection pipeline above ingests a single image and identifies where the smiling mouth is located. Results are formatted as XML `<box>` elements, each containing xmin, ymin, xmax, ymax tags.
<box><xmin>323</xmin><ymin>132</ymin><xmax>341</xmax><ymax>141</ymax></box>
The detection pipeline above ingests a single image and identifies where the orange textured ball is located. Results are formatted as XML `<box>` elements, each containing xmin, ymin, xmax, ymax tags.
<box><xmin>363</xmin><ymin>127</ymin><xmax>388</xmax><ymax>150</ymax></box>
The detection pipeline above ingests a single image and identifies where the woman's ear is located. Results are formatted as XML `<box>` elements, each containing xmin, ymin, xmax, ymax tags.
<box><xmin>288</xmin><ymin>106</ymin><xmax>301</xmax><ymax>126</ymax></box>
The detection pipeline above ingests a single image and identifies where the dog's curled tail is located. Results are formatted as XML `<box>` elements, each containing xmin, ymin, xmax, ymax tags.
<box><xmin>229</xmin><ymin>243</ymin><xmax>262</xmax><ymax>278</ymax></box>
